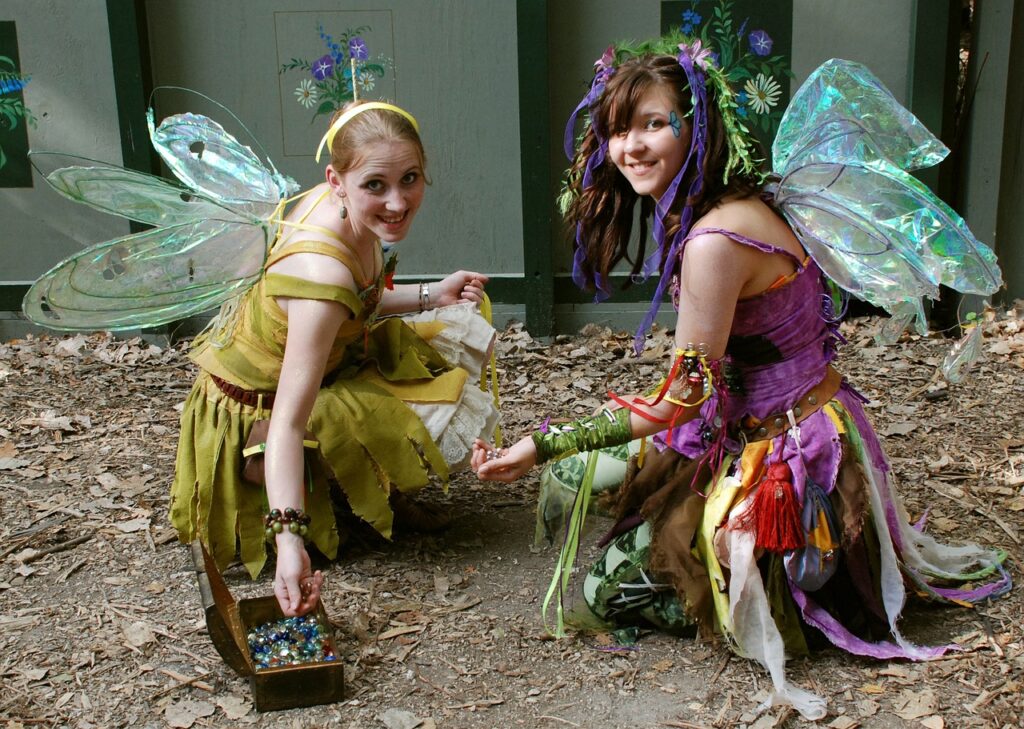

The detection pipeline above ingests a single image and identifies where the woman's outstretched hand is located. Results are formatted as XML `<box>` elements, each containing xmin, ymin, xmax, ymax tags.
<box><xmin>433</xmin><ymin>270</ymin><xmax>489</xmax><ymax>307</ymax></box>
<box><xmin>273</xmin><ymin>536</ymin><xmax>324</xmax><ymax>617</ymax></box>
<box><xmin>472</xmin><ymin>435</ymin><xmax>538</xmax><ymax>482</ymax></box>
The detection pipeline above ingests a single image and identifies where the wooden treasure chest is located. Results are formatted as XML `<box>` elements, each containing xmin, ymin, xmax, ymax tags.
<box><xmin>190</xmin><ymin>540</ymin><xmax>345</xmax><ymax>712</ymax></box>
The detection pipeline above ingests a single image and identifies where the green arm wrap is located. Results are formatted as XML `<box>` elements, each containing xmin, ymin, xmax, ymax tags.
<box><xmin>532</xmin><ymin>407</ymin><xmax>632</xmax><ymax>465</ymax></box>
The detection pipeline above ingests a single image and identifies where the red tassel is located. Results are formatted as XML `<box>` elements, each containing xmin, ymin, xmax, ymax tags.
<box><xmin>737</xmin><ymin>462</ymin><xmax>805</xmax><ymax>553</ymax></box>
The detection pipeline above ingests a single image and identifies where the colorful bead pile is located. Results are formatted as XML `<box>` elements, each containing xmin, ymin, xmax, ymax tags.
<box><xmin>247</xmin><ymin>615</ymin><xmax>337</xmax><ymax>670</ymax></box>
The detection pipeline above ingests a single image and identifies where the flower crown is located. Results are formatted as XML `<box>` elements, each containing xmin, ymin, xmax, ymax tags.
<box><xmin>561</xmin><ymin>32</ymin><xmax>764</xmax><ymax>353</ymax></box>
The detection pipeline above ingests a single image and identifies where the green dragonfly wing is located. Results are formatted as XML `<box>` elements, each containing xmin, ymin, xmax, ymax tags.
<box><xmin>23</xmin><ymin>218</ymin><xmax>272</xmax><ymax>331</ymax></box>
<box><xmin>149</xmin><ymin>109</ymin><xmax>298</xmax><ymax>218</ymax></box>
<box><xmin>29</xmin><ymin>152</ymin><xmax>257</xmax><ymax>228</ymax></box>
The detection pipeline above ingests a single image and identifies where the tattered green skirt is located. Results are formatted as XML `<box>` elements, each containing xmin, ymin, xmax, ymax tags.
<box><xmin>171</xmin><ymin>305</ymin><xmax>498</xmax><ymax>577</ymax></box>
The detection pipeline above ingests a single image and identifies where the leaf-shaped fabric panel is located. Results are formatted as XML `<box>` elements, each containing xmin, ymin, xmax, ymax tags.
<box><xmin>30</xmin><ymin>152</ymin><xmax>255</xmax><ymax>229</ymax></box>
<box><xmin>149</xmin><ymin>110</ymin><xmax>295</xmax><ymax>214</ymax></box>
<box><xmin>773</xmin><ymin>59</ymin><xmax>947</xmax><ymax>174</ymax></box>
<box><xmin>23</xmin><ymin>219</ymin><xmax>272</xmax><ymax>331</ymax></box>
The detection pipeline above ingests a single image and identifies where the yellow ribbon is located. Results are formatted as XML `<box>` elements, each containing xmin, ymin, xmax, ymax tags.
<box><xmin>314</xmin><ymin>102</ymin><xmax>420</xmax><ymax>162</ymax></box>
<box><xmin>477</xmin><ymin>292</ymin><xmax>502</xmax><ymax>447</ymax></box>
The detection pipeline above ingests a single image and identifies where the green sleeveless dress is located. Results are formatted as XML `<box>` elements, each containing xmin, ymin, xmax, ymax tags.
<box><xmin>171</xmin><ymin>214</ymin><xmax>496</xmax><ymax>577</ymax></box>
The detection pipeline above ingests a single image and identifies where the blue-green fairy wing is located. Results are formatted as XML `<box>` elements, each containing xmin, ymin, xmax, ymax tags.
<box><xmin>23</xmin><ymin>218</ymin><xmax>270</xmax><ymax>331</ymax></box>
<box><xmin>29</xmin><ymin>152</ymin><xmax>257</xmax><ymax>227</ymax></box>
<box><xmin>772</xmin><ymin>59</ymin><xmax>1001</xmax><ymax>335</ymax></box>
<box><xmin>147</xmin><ymin>87</ymin><xmax>298</xmax><ymax>212</ymax></box>
<box><xmin>23</xmin><ymin>90</ymin><xmax>299</xmax><ymax>331</ymax></box>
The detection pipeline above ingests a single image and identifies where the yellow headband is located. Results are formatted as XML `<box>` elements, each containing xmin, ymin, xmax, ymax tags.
<box><xmin>314</xmin><ymin>102</ymin><xmax>420</xmax><ymax>163</ymax></box>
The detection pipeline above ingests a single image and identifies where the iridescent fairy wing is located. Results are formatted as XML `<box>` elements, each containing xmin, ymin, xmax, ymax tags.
<box><xmin>29</xmin><ymin>152</ymin><xmax>257</xmax><ymax>228</ymax></box>
<box><xmin>771</xmin><ymin>60</ymin><xmax>1002</xmax><ymax>334</ymax></box>
<box><xmin>23</xmin><ymin>89</ymin><xmax>298</xmax><ymax>331</ymax></box>
<box><xmin>23</xmin><ymin>218</ymin><xmax>270</xmax><ymax>331</ymax></box>
<box><xmin>148</xmin><ymin>86</ymin><xmax>298</xmax><ymax>213</ymax></box>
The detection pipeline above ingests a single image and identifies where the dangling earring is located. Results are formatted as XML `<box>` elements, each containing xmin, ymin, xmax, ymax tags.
<box><xmin>339</xmin><ymin>199</ymin><xmax>348</xmax><ymax>219</ymax></box>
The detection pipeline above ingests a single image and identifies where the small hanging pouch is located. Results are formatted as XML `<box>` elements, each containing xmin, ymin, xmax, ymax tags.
<box><xmin>783</xmin><ymin>478</ymin><xmax>841</xmax><ymax>591</ymax></box>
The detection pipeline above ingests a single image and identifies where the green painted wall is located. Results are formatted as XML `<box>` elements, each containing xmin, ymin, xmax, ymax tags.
<box><xmin>0</xmin><ymin>0</ymin><xmax>128</xmax><ymax>286</ymax></box>
<box><xmin>143</xmin><ymin>0</ymin><xmax>524</xmax><ymax>279</ymax></box>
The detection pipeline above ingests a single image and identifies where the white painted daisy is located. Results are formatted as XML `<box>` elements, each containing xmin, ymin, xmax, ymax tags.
<box><xmin>743</xmin><ymin>73</ymin><xmax>781</xmax><ymax>114</ymax></box>
<box><xmin>295</xmin><ymin>79</ymin><xmax>317</xmax><ymax>108</ymax></box>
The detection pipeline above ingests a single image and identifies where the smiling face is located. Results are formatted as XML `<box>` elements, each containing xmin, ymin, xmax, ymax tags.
<box><xmin>333</xmin><ymin>140</ymin><xmax>425</xmax><ymax>244</ymax></box>
<box><xmin>606</xmin><ymin>85</ymin><xmax>691</xmax><ymax>201</ymax></box>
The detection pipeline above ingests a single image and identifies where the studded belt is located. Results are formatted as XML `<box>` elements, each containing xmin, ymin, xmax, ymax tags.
<box><xmin>737</xmin><ymin>366</ymin><xmax>843</xmax><ymax>443</ymax></box>
<box><xmin>209</xmin><ymin>373</ymin><xmax>277</xmax><ymax>410</ymax></box>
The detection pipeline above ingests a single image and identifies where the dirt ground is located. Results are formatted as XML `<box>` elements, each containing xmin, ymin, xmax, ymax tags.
<box><xmin>1</xmin><ymin>308</ymin><xmax>1022</xmax><ymax>729</ymax></box>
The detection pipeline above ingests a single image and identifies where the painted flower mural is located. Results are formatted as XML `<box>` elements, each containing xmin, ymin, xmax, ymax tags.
<box><xmin>676</xmin><ymin>0</ymin><xmax>790</xmax><ymax>138</ymax></box>
<box><xmin>0</xmin><ymin>54</ymin><xmax>34</xmax><ymax>170</ymax></box>
<box><xmin>279</xmin><ymin>24</ymin><xmax>392</xmax><ymax>121</ymax></box>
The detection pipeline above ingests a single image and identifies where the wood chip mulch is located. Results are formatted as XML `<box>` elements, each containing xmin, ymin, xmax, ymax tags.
<box><xmin>1</xmin><ymin>304</ymin><xmax>1022</xmax><ymax>729</ymax></box>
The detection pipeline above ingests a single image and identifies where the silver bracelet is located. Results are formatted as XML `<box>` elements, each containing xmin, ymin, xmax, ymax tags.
<box><xmin>418</xmin><ymin>282</ymin><xmax>430</xmax><ymax>312</ymax></box>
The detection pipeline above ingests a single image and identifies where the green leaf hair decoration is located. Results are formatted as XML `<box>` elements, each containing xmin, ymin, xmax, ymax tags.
<box><xmin>558</xmin><ymin>31</ymin><xmax>764</xmax><ymax>212</ymax></box>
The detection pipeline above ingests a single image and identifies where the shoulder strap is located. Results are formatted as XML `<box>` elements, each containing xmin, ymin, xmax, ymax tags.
<box><xmin>264</xmin><ymin>273</ymin><xmax>363</xmax><ymax>315</ymax></box>
<box><xmin>685</xmin><ymin>226</ymin><xmax>805</xmax><ymax>269</ymax></box>
<box><xmin>266</xmin><ymin>239</ymin><xmax>362</xmax><ymax>272</ymax></box>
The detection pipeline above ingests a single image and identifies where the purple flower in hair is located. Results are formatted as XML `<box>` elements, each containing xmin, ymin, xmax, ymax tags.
<box><xmin>594</xmin><ymin>44</ymin><xmax>616</xmax><ymax>82</ymax></box>
<box><xmin>678</xmin><ymin>39</ymin><xmax>715</xmax><ymax>71</ymax></box>
<box><xmin>748</xmin><ymin>29</ymin><xmax>773</xmax><ymax>56</ymax></box>
<box><xmin>349</xmin><ymin>36</ymin><xmax>369</xmax><ymax>61</ymax></box>
<box><xmin>311</xmin><ymin>54</ymin><xmax>335</xmax><ymax>81</ymax></box>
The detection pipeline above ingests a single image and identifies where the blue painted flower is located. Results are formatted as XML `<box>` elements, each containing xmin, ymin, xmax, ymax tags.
<box><xmin>312</xmin><ymin>54</ymin><xmax>335</xmax><ymax>81</ymax></box>
<box><xmin>736</xmin><ymin>91</ymin><xmax>749</xmax><ymax>118</ymax></box>
<box><xmin>680</xmin><ymin>9</ymin><xmax>702</xmax><ymax>34</ymax></box>
<box><xmin>0</xmin><ymin>76</ymin><xmax>28</xmax><ymax>95</ymax></box>
<box><xmin>748</xmin><ymin>29</ymin><xmax>773</xmax><ymax>56</ymax></box>
<box><xmin>349</xmin><ymin>36</ymin><xmax>369</xmax><ymax>61</ymax></box>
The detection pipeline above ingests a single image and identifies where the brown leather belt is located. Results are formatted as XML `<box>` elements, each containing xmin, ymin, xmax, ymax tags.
<box><xmin>737</xmin><ymin>366</ymin><xmax>843</xmax><ymax>443</ymax></box>
<box><xmin>209</xmin><ymin>374</ymin><xmax>276</xmax><ymax>409</ymax></box>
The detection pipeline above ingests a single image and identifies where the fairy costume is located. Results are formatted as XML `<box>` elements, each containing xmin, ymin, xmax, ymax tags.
<box><xmin>538</xmin><ymin>40</ymin><xmax>1008</xmax><ymax>720</ymax></box>
<box><xmin>173</xmin><ymin>190</ymin><xmax>498</xmax><ymax>577</ymax></box>
<box><xmin>22</xmin><ymin>96</ymin><xmax>498</xmax><ymax>580</ymax></box>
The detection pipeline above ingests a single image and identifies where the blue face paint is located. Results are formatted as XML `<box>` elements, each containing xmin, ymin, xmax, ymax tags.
<box><xmin>669</xmin><ymin>110</ymin><xmax>682</xmax><ymax>138</ymax></box>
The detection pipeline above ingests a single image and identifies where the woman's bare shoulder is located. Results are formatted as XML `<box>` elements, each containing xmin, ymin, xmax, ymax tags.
<box><xmin>696</xmin><ymin>195</ymin><xmax>774</xmax><ymax>230</ymax></box>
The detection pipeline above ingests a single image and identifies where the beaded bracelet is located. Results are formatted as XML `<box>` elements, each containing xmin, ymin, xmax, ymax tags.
<box><xmin>264</xmin><ymin>507</ymin><xmax>311</xmax><ymax>540</ymax></box>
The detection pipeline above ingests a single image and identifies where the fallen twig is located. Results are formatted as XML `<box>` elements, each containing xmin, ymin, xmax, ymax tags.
<box><xmin>21</xmin><ymin>532</ymin><xmax>95</xmax><ymax>564</ymax></box>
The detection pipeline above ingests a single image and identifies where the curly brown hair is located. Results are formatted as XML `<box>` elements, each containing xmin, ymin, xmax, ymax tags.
<box><xmin>564</xmin><ymin>54</ymin><xmax>764</xmax><ymax>293</ymax></box>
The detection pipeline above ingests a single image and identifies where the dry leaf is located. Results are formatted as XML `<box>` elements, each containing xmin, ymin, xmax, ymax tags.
<box><xmin>881</xmin><ymin>422</ymin><xmax>917</xmax><ymax>437</ymax></box>
<box><xmin>0</xmin><ymin>457</ymin><xmax>30</xmax><ymax>470</ymax></box>
<box><xmin>215</xmin><ymin>694</ymin><xmax>252</xmax><ymax>720</ymax></box>
<box><xmin>433</xmin><ymin>574</ymin><xmax>449</xmax><ymax>598</ymax></box>
<box><xmin>893</xmin><ymin>689</ymin><xmax>936</xmax><ymax>720</ymax></box>
<box><xmin>165</xmin><ymin>699</ymin><xmax>215</xmax><ymax>728</ymax></box>
<box><xmin>858</xmin><ymin>683</ymin><xmax>885</xmax><ymax>694</ymax></box>
<box><xmin>379</xmin><ymin>708</ymin><xmax>423</xmax><ymax>729</ymax></box>
<box><xmin>827</xmin><ymin>716</ymin><xmax>859</xmax><ymax>729</ymax></box>
<box><xmin>0</xmin><ymin>441</ymin><xmax>16</xmax><ymax>458</ymax></box>
<box><xmin>123</xmin><ymin>621</ymin><xmax>156</xmax><ymax>648</ymax></box>
<box><xmin>855</xmin><ymin>699</ymin><xmax>880</xmax><ymax>717</ymax></box>
<box><xmin>920</xmin><ymin>716</ymin><xmax>945</xmax><ymax>729</ymax></box>
<box><xmin>114</xmin><ymin>517</ymin><xmax>151</xmax><ymax>533</ymax></box>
